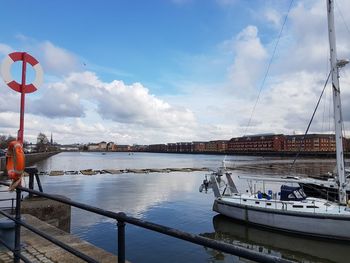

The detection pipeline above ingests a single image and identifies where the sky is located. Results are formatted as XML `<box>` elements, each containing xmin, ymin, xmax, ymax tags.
<box><xmin>1</xmin><ymin>0</ymin><xmax>350</xmax><ymax>145</ymax></box>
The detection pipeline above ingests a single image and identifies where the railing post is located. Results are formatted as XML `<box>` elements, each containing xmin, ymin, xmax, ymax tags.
<box><xmin>28</xmin><ymin>173</ymin><xmax>34</xmax><ymax>198</ymax></box>
<box><xmin>25</xmin><ymin>167</ymin><xmax>43</xmax><ymax>194</ymax></box>
<box><xmin>34</xmin><ymin>173</ymin><xmax>43</xmax><ymax>192</ymax></box>
<box><xmin>14</xmin><ymin>188</ymin><xmax>21</xmax><ymax>263</ymax></box>
<box><xmin>117</xmin><ymin>213</ymin><xmax>126</xmax><ymax>263</ymax></box>
<box><xmin>11</xmin><ymin>198</ymin><xmax>14</xmax><ymax>214</ymax></box>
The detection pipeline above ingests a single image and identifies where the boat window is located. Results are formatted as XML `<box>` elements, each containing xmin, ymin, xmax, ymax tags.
<box><xmin>281</xmin><ymin>185</ymin><xmax>306</xmax><ymax>201</ymax></box>
<box><xmin>299</xmin><ymin>189</ymin><xmax>307</xmax><ymax>198</ymax></box>
<box><xmin>294</xmin><ymin>190</ymin><xmax>302</xmax><ymax>199</ymax></box>
<box><xmin>292</xmin><ymin>189</ymin><xmax>307</xmax><ymax>199</ymax></box>
<box><xmin>255</xmin><ymin>201</ymin><xmax>260</xmax><ymax>204</ymax></box>
<box><xmin>306</xmin><ymin>205</ymin><xmax>319</xmax><ymax>208</ymax></box>
<box><xmin>266</xmin><ymin>203</ymin><xmax>271</xmax><ymax>206</ymax></box>
<box><xmin>243</xmin><ymin>199</ymin><xmax>247</xmax><ymax>202</ymax></box>
<box><xmin>292</xmin><ymin>205</ymin><xmax>303</xmax><ymax>208</ymax></box>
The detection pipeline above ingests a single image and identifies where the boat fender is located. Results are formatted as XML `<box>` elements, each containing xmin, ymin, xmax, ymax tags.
<box><xmin>257</xmin><ymin>191</ymin><xmax>262</xmax><ymax>199</ymax></box>
<box><xmin>6</xmin><ymin>141</ymin><xmax>25</xmax><ymax>190</ymax></box>
<box><xmin>199</xmin><ymin>184</ymin><xmax>204</xmax><ymax>192</ymax></box>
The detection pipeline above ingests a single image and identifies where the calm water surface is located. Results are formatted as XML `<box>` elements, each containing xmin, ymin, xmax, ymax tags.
<box><xmin>26</xmin><ymin>152</ymin><xmax>349</xmax><ymax>262</ymax></box>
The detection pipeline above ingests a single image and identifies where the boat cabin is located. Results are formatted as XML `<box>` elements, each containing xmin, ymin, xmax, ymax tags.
<box><xmin>280</xmin><ymin>185</ymin><xmax>307</xmax><ymax>201</ymax></box>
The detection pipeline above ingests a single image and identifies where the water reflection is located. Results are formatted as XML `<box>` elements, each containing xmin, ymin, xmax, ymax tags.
<box><xmin>35</xmin><ymin>152</ymin><xmax>239</xmax><ymax>171</ymax></box>
<box><xmin>201</xmin><ymin>215</ymin><xmax>349</xmax><ymax>263</ymax></box>
<box><xmin>31</xmin><ymin>153</ymin><xmax>349</xmax><ymax>262</ymax></box>
<box><xmin>40</xmin><ymin>171</ymin><xmax>205</xmax><ymax>230</ymax></box>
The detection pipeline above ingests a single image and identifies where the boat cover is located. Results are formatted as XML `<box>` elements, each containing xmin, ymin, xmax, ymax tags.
<box><xmin>280</xmin><ymin>185</ymin><xmax>307</xmax><ymax>201</ymax></box>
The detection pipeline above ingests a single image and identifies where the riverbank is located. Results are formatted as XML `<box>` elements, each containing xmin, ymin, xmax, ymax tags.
<box><xmin>76</xmin><ymin>150</ymin><xmax>350</xmax><ymax>158</ymax></box>
<box><xmin>146</xmin><ymin>150</ymin><xmax>350</xmax><ymax>158</ymax></box>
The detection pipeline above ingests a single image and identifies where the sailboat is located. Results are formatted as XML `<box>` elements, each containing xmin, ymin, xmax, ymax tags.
<box><xmin>205</xmin><ymin>0</ymin><xmax>350</xmax><ymax>241</ymax></box>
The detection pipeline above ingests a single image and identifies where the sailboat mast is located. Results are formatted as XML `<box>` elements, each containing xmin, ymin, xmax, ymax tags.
<box><xmin>326</xmin><ymin>0</ymin><xmax>347</xmax><ymax>204</ymax></box>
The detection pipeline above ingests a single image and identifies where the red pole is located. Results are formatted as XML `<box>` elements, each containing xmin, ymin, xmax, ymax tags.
<box><xmin>18</xmin><ymin>52</ymin><xmax>26</xmax><ymax>144</ymax></box>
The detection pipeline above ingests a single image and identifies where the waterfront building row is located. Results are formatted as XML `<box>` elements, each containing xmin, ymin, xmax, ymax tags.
<box><xmin>85</xmin><ymin>141</ymin><xmax>132</xmax><ymax>152</ymax></box>
<box><xmin>229</xmin><ymin>134</ymin><xmax>340</xmax><ymax>152</ymax></box>
<box><xmin>146</xmin><ymin>134</ymin><xmax>346</xmax><ymax>153</ymax></box>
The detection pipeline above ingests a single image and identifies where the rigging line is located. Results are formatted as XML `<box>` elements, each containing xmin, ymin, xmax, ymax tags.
<box><xmin>339</xmin><ymin>69</ymin><xmax>348</xmax><ymax>138</ymax></box>
<box><xmin>344</xmin><ymin>71</ymin><xmax>350</xmax><ymax>136</ymax></box>
<box><xmin>243</xmin><ymin>0</ymin><xmax>294</xmax><ymax>136</ymax></box>
<box><xmin>321</xmin><ymin>81</ymin><xmax>327</xmax><ymax>132</ymax></box>
<box><xmin>289</xmin><ymin>70</ymin><xmax>332</xmax><ymax>172</ymax></box>
<box><xmin>322</xmin><ymin>51</ymin><xmax>331</xmax><ymax>133</ymax></box>
<box><xmin>328</xmin><ymin>80</ymin><xmax>332</xmax><ymax>132</ymax></box>
<box><xmin>335</xmin><ymin>0</ymin><xmax>350</xmax><ymax>39</ymax></box>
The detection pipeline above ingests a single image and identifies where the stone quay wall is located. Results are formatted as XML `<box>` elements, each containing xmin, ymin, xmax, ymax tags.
<box><xmin>0</xmin><ymin>151</ymin><xmax>60</xmax><ymax>171</ymax></box>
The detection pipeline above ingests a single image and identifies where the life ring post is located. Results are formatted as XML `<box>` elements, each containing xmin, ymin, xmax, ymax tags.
<box><xmin>18</xmin><ymin>52</ymin><xmax>27</xmax><ymax>144</ymax></box>
<box><xmin>0</xmin><ymin>51</ymin><xmax>43</xmax><ymax>144</ymax></box>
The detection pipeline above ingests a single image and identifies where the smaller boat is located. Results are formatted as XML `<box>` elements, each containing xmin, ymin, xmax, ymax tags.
<box><xmin>296</xmin><ymin>166</ymin><xmax>350</xmax><ymax>200</ymax></box>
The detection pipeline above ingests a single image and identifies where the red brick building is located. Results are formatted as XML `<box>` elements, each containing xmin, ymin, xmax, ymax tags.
<box><xmin>284</xmin><ymin>134</ymin><xmax>335</xmax><ymax>152</ymax></box>
<box><xmin>192</xmin><ymin>141</ymin><xmax>206</xmax><ymax>152</ymax></box>
<box><xmin>228</xmin><ymin>134</ymin><xmax>284</xmax><ymax>152</ymax></box>
<box><xmin>206</xmin><ymin>140</ymin><xmax>228</xmax><ymax>152</ymax></box>
<box><xmin>148</xmin><ymin>144</ymin><xmax>167</xmax><ymax>152</ymax></box>
<box><xmin>176</xmin><ymin>142</ymin><xmax>193</xmax><ymax>152</ymax></box>
<box><xmin>167</xmin><ymin>143</ymin><xmax>177</xmax><ymax>152</ymax></box>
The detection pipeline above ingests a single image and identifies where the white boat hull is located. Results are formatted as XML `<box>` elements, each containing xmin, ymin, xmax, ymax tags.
<box><xmin>213</xmin><ymin>198</ymin><xmax>350</xmax><ymax>241</ymax></box>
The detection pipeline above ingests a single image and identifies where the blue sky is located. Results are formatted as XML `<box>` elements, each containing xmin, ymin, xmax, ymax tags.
<box><xmin>0</xmin><ymin>1</ymin><xmax>285</xmax><ymax>86</ymax></box>
<box><xmin>1</xmin><ymin>0</ymin><xmax>350</xmax><ymax>144</ymax></box>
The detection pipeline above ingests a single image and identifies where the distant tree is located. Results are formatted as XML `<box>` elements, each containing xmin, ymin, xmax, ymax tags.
<box><xmin>36</xmin><ymin>133</ymin><xmax>49</xmax><ymax>152</ymax></box>
<box><xmin>0</xmin><ymin>134</ymin><xmax>16</xmax><ymax>149</ymax></box>
<box><xmin>0</xmin><ymin>135</ymin><xmax>6</xmax><ymax>149</ymax></box>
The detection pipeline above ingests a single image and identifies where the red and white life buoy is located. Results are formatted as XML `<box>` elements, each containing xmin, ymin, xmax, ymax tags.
<box><xmin>1</xmin><ymin>52</ymin><xmax>43</xmax><ymax>93</ymax></box>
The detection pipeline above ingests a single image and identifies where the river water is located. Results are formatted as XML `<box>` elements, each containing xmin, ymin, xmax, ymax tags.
<box><xmin>25</xmin><ymin>152</ymin><xmax>349</xmax><ymax>262</ymax></box>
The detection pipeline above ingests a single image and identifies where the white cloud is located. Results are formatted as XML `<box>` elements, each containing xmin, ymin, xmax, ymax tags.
<box><xmin>97</xmin><ymin>81</ymin><xmax>195</xmax><ymax>128</ymax></box>
<box><xmin>38</xmin><ymin>41</ymin><xmax>82</xmax><ymax>76</ymax></box>
<box><xmin>0</xmin><ymin>70</ymin><xmax>197</xmax><ymax>144</ymax></box>
<box><xmin>0</xmin><ymin>43</ymin><xmax>13</xmax><ymax>56</ymax></box>
<box><xmin>264</xmin><ymin>8</ymin><xmax>282</xmax><ymax>28</ymax></box>
<box><xmin>227</xmin><ymin>25</ymin><xmax>268</xmax><ymax>95</ymax></box>
<box><xmin>29</xmin><ymin>82</ymin><xmax>85</xmax><ymax>118</ymax></box>
<box><xmin>60</xmin><ymin>71</ymin><xmax>196</xmax><ymax>129</ymax></box>
<box><xmin>1</xmin><ymin>1</ymin><xmax>350</xmax><ymax>145</ymax></box>
<box><xmin>0</xmin><ymin>112</ymin><xmax>21</xmax><ymax>129</ymax></box>
<box><xmin>0</xmin><ymin>83</ymin><xmax>20</xmax><ymax>113</ymax></box>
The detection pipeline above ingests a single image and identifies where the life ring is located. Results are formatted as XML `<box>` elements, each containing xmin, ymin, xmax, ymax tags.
<box><xmin>6</xmin><ymin>140</ymin><xmax>25</xmax><ymax>182</ymax></box>
<box><xmin>1</xmin><ymin>52</ymin><xmax>43</xmax><ymax>93</ymax></box>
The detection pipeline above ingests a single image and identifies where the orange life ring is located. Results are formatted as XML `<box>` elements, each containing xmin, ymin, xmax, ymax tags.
<box><xmin>6</xmin><ymin>140</ymin><xmax>25</xmax><ymax>181</ymax></box>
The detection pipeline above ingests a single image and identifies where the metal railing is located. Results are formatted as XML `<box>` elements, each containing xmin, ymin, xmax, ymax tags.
<box><xmin>0</xmin><ymin>180</ymin><xmax>294</xmax><ymax>263</ymax></box>
<box><xmin>0</xmin><ymin>189</ymin><xmax>15</xmax><ymax>213</ymax></box>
